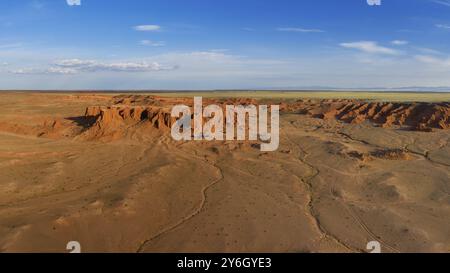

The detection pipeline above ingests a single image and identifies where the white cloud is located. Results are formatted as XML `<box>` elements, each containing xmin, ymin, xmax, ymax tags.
<box><xmin>209</xmin><ymin>49</ymin><xmax>229</xmax><ymax>53</ymax></box>
<box><xmin>9</xmin><ymin>58</ymin><xmax>177</xmax><ymax>75</ymax></box>
<box><xmin>96</xmin><ymin>62</ymin><xmax>171</xmax><ymax>72</ymax></box>
<box><xmin>140</xmin><ymin>40</ymin><xmax>166</xmax><ymax>47</ymax></box>
<box><xmin>436</xmin><ymin>24</ymin><xmax>450</xmax><ymax>29</ymax></box>
<box><xmin>391</xmin><ymin>40</ymin><xmax>409</xmax><ymax>45</ymax></box>
<box><xmin>133</xmin><ymin>25</ymin><xmax>161</xmax><ymax>32</ymax></box>
<box><xmin>0</xmin><ymin>43</ymin><xmax>23</xmax><ymax>50</ymax></box>
<box><xmin>340</xmin><ymin>41</ymin><xmax>399</xmax><ymax>55</ymax></box>
<box><xmin>414</xmin><ymin>47</ymin><xmax>442</xmax><ymax>55</ymax></box>
<box><xmin>47</xmin><ymin>67</ymin><xmax>79</xmax><ymax>74</ymax></box>
<box><xmin>55</xmin><ymin>59</ymin><xmax>95</xmax><ymax>67</ymax></box>
<box><xmin>54</xmin><ymin>58</ymin><xmax>176</xmax><ymax>72</ymax></box>
<box><xmin>9</xmin><ymin>69</ymin><xmax>34</xmax><ymax>74</ymax></box>
<box><xmin>181</xmin><ymin>51</ymin><xmax>240</xmax><ymax>63</ymax></box>
<box><xmin>9</xmin><ymin>67</ymin><xmax>77</xmax><ymax>74</ymax></box>
<box><xmin>415</xmin><ymin>55</ymin><xmax>450</xmax><ymax>67</ymax></box>
<box><xmin>277</xmin><ymin>27</ymin><xmax>324</xmax><ymax>33</ymax></box>
<box><xmin>431</xmin><ymin>0</ymin><xmax>450</xmax><ymax>7</ymax></box>
<box><xmin>66</xmin><ymin>0</ymin><xmax>81</xmax><ymax>6</ymax></box>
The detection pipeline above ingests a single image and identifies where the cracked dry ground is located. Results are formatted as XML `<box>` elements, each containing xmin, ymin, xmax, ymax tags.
<box><xmin>0</xmin><ymin>94</ymin><xmax>449</xmax><ymax>253</ymax></box>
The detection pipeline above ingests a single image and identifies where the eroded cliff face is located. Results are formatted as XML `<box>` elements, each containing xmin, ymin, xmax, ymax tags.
<box><xmin>1</xmin><ymin>95</ymin><xmax>448</xmax><ymax>141</ymax></box>
<box><xmin>81</xmin><ymin>105</ymin><xmax>175</xmax><ymax>140</ymax></box>
<box><xmin>75</xmin><ymin>97</ymin><xmax>450</xmax><ymax>142</ymax></box>
<box><xmin>79</xmin><ymin>96</ymin><xmax>265</xmax><ymax>141</ymax></box>
<box><xmin>85</xmin><ymin>106</ymin><xmax>174</xmax><ymax>129</ymax></box>
<box><xmin>281</xmin><ymin>100</ymin><xmax>450</xmax><ymax>131</ymax></box>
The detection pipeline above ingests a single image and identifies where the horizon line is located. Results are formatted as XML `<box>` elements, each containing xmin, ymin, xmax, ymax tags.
<box><xmin>1</xmin><ymin>89</ymin><xmax>450</xmax><ymax>94</ymax></box>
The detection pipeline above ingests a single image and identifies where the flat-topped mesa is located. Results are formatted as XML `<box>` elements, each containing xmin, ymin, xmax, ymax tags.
<box><xmin>82</xmin><ymin>96</ymin><xmax>450</xmax><ymax>138</ymax></box>
<box><xmin>85</xmin><ymin>105</ymin><xmax>175</xmax><ymax>131</ymax></box>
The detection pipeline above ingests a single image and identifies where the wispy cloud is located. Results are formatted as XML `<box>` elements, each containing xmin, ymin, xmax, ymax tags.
<box><xmin>397</xmin><ymin>29</ymin><xmax>421</xmax><ymax>33</ymax></box>
<box><xmin>415</xmin><ymin>55</ymin><xmax>450</xmax><ymax>67</ymax></box>
<box><xmin>133</xmin><ymin>25</ymin><xmax>161</xmax><ymax>32</ymax></box>
<box><xmin>340</xmin><ymin>41</ymin><xmax>400</xmax><ymax>55</ymax></box>
<box><xmin>10</xmin><ymin>58</ymin><xmax>177</xmax><ymax>75</ymax></box>
<box><xmin>414</xmin><ymin>47</ymin><xmax>442</xmax><ymax>55</ymax></box>
<box><xmin>431</xmin><ymin>0</ymin><xmax>450</xmax><ymax>7</ymax></box>
<box><xmin>140</xmin><ymin>40</ymin><xmax>165</xmax><ymax>47</ymax></box>
<box><xmin>10</xmin><ymin>67</ymin><xmax>78</xmax><ymax>75</ymax></box>
<box><xmin>436</xmin><ymin>24</ymin><xmax>450</xmax><ymax>29</ymax></box>
<box><xmin>391</xmin><ymin>40</ymin><xmax>409</xmax><ymax>45</ymax></box>
<box><xmin>0</xmin><ymin>43</ymin><xmax>23</xmax><ymax>50</ymax></box>
<box><xmin>209</xmin><ymin>49</ymin><xmax>229</xmax><ymax>53</ymax></box>
<box><xmin>277</xmin><ymin>27</ymin><xmax>324</xmax><ymax>33</ymax></box>
<box><xmin>66</xmin><ymin>0</ymin><xmax>81</xmax><ymax>6</ymax></box>
<box><xmin>178</xmin><ymin>51</ymin><xmax>239</xmax><ymax>63</ymax></box>
<box><xmin>53</xmin><ymin>58</ymin><xmax>175</xmax><ymax>72</ymax></box>
<box><xmin>54</xmin><ymin>59</ymin><xmax>95</xmax><ymax>67</ymax></box>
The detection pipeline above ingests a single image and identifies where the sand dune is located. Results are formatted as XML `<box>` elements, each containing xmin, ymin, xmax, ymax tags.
<box><xmin>0</xmin><ymin>92</ymin><xmax>448</xmax><ymax>253</ymax></box>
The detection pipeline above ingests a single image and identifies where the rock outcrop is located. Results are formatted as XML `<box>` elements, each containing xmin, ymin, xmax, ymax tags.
<box><xmin>283</xmin><ymin>100</ymin><xmax>450</xmax><ymax>131</ymax></box>
<box><xmin>73</xmin><ymin>96</ymin><xmax>450</xmax><ymax>140</ymax></box>
<box><xmin>81</xmin><ymin>105</ymin><xmax>175</xmax><ymax>140</ymax></box>
<box><xmin>86</xmin><ymin>106</ymin><xmax>174</xmax><ymax>129</ymax></box>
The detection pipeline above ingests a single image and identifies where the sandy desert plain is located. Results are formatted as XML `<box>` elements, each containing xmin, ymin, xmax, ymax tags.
<box><xmin>0</xmin><ymin>91</ymin><xmax>449</xmax><ymax>253</ymax></box>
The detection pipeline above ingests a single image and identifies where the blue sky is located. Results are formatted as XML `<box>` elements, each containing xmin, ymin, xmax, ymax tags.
<box><xmin>1</xmin><ymin>0</ymin><xmax>450</xmax><ymax>90</ymax></box>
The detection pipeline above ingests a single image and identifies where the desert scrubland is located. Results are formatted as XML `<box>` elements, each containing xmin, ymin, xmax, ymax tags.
<box><xmin>0</xmin><ymin>92</ymin><xmax>449</xmax><ymax>253</ymax></box>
